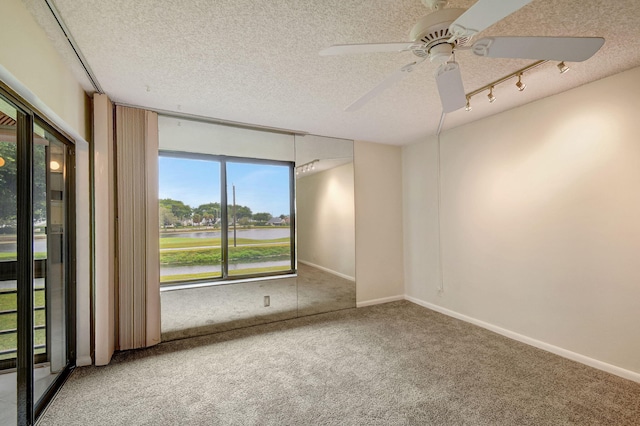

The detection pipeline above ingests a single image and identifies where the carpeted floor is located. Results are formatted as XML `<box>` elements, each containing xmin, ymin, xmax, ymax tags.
<box><xmin>40</xmin><ymin>301</ymin><xmax>640</xmax><ymax>425</ymax></box>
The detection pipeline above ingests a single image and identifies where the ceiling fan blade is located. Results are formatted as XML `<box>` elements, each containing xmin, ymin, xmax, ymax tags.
<box><xmin>449</xmin><ymin>0</ymin><xmax>533</xmax><ymax>41</ymax></box>
<box><xmin>345</xmin><ymin>60</ymin><xmax>425</xmax><ymax>112</ymax></box>
<box><xmin>472</xmin><ymin>36</ymin><xmax>605</xmax><ymax>62</ymax></box>
<box><xmin>435</xmin><ymin>62</ymin><xmax>466</xmax><ymax>113</ymax></box>
<box><xmin>320</xmin><ymin>42</ymin><xmax>419</xmax><ymax>56</ymax></box>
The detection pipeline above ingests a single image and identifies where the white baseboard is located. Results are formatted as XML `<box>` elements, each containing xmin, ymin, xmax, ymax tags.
<box><xmin>405</xmin><ymin>295</ymin><xmax>640</xmax><ymax>384</ymax></box>
<box><xmin>357</xmin><ymin>294</ymin><xmax>404</xmax><ymax>308</ymax></box>
<box><xmin>298</xmin><ymin>260</ymin><xmax>355</xmax><ymax>282</ymax></box>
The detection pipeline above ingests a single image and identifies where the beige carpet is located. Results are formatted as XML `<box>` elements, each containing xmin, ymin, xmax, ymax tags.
<box><xmin>41</xmin><ymin>301</ymin><xmax>640</xmax><ymax>425</ymax></box>
<box><xmin>296</xmin><ymin>262</ymin><xmax>356</xmax><ymax>316</ymax></box>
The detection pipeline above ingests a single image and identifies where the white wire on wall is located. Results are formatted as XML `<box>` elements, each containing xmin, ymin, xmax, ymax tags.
<box><xmin>436</xmin><ymin>112</ymin><xmax>445</xmax><ymax>295</ymax></box>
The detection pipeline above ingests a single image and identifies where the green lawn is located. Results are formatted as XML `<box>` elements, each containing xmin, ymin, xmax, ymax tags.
<box><xmin>160</xmin><ymin>244</ymin><xmax>290</xmax><ymax>265</ymax></box>
<box><xmin>0</xmin><ymin>289</ymin><xmax>46</xmax><ymax>360</ymax></box>
<box><xmin>160</xmin><ymin>234</ymin><xmax>292</xmax><ymax>283</ymax></box>
<box><xmin>160</xmin><ymin>236</ymin><xmax>289</xmax><ymax>249</ymax></box>
<box><xmin>0</xmin><ymin>252</ymin><xmax>47</xmax><ymax>261</ymax></box>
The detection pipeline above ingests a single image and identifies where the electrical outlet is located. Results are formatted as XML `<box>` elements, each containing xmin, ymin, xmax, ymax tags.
<box><xmin>264</xmin><ymin>295</ymin><xmax>270</xmax><ymax>307</ymax></box>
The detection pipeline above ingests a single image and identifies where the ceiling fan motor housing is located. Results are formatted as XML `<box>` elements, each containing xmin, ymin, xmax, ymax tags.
<box><xmin>410</xmin><ymin>8</ymin><xmax>469</xmax><ymax>62</ymax></box>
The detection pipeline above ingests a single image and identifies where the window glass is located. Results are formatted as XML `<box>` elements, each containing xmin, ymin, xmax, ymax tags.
<box><xmin>159</xmin><ymin>154</ymin><xmax>293</xmax><ymax>284</ymax></box>
<box><xmin>226</xmin><ymin>161</ymin><xmax>292</xmax><ymax>277</ymax></box>
<box><xmin>159</xmin><ymin>156</ymin><xmax>222</xmax><ymax>283</ymax></box>
<box><xmin>33</xmin><ymin>123</ymin><xmax>70</xmax><ymax>406</ymax></box>
<box><xmin>0</xmin><ymin>97</ymin><xmax>18</xmax><ymax>426</ymax></box>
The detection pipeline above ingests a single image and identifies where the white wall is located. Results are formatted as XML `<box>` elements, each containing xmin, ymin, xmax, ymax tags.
<box><xmin>403</xmin><ymin>66</ymin><xmax>640</xmax><ymax>379</ymax></box>
<box><xmin>159</xmin><ymin>115</ymin><xmax>294</xmax><ymax>162</ymax></box>
<box><xmin>0</xmin><ymin>0</ymin><xmax>89</xmax><ymax>141</ymax></box>
<box><xmin>297</xmin><ymin>163</ymin><xmax>355</xmax><ymax>280</ymax></box>
<box><xmin>354</xmin><ymin>140</ymin><xmax>404</xmax><ymax>306</ymax></box>
<box><xmin>0</xmin><ymin>0</ymin><xmax>92</xmax><ymax>366</ymax></box>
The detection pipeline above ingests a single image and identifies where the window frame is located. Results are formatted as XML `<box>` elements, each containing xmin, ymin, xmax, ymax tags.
<box><xmin>159</xmin><ymin>150</ymin><xmax>296</xmax><ymax>286</ymax></box>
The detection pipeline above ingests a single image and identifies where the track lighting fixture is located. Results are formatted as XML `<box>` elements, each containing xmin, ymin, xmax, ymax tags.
<box><xmin>296</xmin><ymin>159</ymin><xmax>319</xmax><ymax>176</ymax></box>
<box><xmin>465</xmin><ymin>97</ymin><xmax>472</xmax><ymax>112</ymax></box>
<box><xmin>463</xmin><ymin>60</ymin><xmax>573</xmax><ymax>112</ymax></box>
<box><xmin>515</xmin><ymin>73</ymin><xmax>526</xmax><ymax>91</ymax></box>
<box><xmin>557</xmin><ymin>61</ymin><xmax>569</xmax><ymax>74</ymax></box>
<box><xmin>487</xmin><ymin>86</ymin><xmax>496</xmax><ymax>103</ymax></box>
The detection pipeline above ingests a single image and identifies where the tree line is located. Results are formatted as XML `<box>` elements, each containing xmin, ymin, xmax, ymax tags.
<box><xmin>159</xmin><ymin>199</ymin><xmax>286</xmax><ymax>228</ymax></box>
<box><xmin>0</xmin><ymin>143</ymin><xmax>47</xmax><ymax>231</ymax></box>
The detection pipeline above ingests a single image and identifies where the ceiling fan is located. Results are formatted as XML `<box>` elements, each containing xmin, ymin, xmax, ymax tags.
<box><xmin>320</xmin><ymin>0</ymin><xmax>605</xmax><ymax>113</ymax></box>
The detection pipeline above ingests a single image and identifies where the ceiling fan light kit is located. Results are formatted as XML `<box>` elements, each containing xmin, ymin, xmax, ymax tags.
<box><xmin>320</xmin><ymin>0</ymin><xmax>604</xmax><ymax>114</ymax></box>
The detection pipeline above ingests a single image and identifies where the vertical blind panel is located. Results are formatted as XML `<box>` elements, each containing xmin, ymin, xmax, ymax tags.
<box><xmin>116</xmin><ymin>106</ymin><xmax>148</xmax><ymax>350</ymax></box>
<box><xmin>145</xmin><ymin>111</ymin><xmax>161</xmax><ymax>347</ymax></box>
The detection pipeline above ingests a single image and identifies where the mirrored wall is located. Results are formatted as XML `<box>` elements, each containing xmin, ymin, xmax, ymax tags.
<box><xmin>294</xmin><ymin>135</ymin><xmax>355</xmax><ymax>316</ymax></box>
<box><xmin>158</xmin><ymin>116</ymin><xmax>355</xmax><ymax>341</ymax></box>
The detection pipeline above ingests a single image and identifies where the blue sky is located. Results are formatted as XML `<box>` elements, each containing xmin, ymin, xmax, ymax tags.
<box><xmin>159</xmin><ymin>157</ymin><xmax>290</xmax><ymax>216</ymax></box>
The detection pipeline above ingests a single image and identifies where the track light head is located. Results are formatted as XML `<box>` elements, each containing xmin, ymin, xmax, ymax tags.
<box><xmin>557</xmin><ymin>61</ymin><xmax>569</xmax><ymax>74</ymax></box>
<box><xmin>487</xmin><ymin>86</ymin><xmax>496</xmax><ymax>103</ymax></box>
<box><xmin>465</xmin><ymin>97</ymin><xmax>472</xmax><ymax>112</ymax></box>
<box><xmin>515</xmin><ymin>74</ymin><xmax>526</xmax><ymax>91</ymax></box>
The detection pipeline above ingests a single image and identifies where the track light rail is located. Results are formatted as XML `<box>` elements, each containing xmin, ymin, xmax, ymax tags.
<box><xmin>465</xmin><ymin>60</ymin><xmax>547</xmax><ymax>99</ymax></box>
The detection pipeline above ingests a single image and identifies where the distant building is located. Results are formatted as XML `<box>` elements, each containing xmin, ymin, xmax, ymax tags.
<box><xmin>266</xmin><ymin>217</ymin><xmax>286</xmax><ymax>226</ymax></box>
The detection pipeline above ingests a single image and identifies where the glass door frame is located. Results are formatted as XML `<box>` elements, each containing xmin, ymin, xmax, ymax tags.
<box><xmin>33</xmin><ymin>117</ymin><xmax>76</xmax><ymax>420</ymax></box>
<box><xmin>1</xmin><ymin>83</ymin><xmax>76</xmax><ymax>425</ymax></box>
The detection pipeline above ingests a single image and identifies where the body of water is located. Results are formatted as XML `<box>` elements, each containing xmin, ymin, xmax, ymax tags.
<box><xmin>0</xmin><ymin>238</ymin><xmax>47</xmax><ymax>254</ymax></box>
<box><xmin>161</xmin><ymin>228</ymin><xmax>289</xmax><ymax>240</ymax></box>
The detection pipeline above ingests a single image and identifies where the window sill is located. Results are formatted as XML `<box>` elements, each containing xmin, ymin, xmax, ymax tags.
<box><xmin>159</xmin><ymin>272</ymin><xmax>298</xmax><ymax>292</ymax></box>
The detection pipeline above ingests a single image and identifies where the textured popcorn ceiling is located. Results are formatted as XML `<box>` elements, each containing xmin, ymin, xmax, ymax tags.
<box><xmin>26</xmin><ymin>0</ymin><xmax>640</xmax><ymax>145</ymax></box>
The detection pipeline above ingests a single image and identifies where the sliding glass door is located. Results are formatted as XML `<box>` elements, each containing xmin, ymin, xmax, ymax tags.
<box><xmin>159</xmin><ymin>152</ymin><xmax>294</xmax><ymax>285</ymax></box>
<box><xmin>34</xmin><ymin>121</ymin><xmax>74</xmax><ymax>411</ymax></box>
<box><xmin>0</xmin><ymin>89</ymin><xmax>75</xmax><ymax>425</ymax></box>
<box><xmin>0</xmin><ymin>95</ymin><xmax>19</xmax><ymax>426</ymax></box>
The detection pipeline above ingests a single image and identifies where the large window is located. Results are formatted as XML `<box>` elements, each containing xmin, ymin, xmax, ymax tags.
<box><xmin>159</xmin><ymin>152</ymin><xmax>294</xmax><ymax>284</ymax></box>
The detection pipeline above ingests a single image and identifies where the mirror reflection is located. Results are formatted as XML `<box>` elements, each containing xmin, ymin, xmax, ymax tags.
<box><xmin>295</xmin><ymin>135</ymin><xmax>356</xmax><ymax>315</ymax></box>
<box><xmin>159</xmin><ymin>116</ymin><xmax>299</xmax><ymax>340</ymax></box>
<box><xmin>158</xmin><ymin>116</ymin><xmax>356</xmax><ymax>341</ymax></box>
